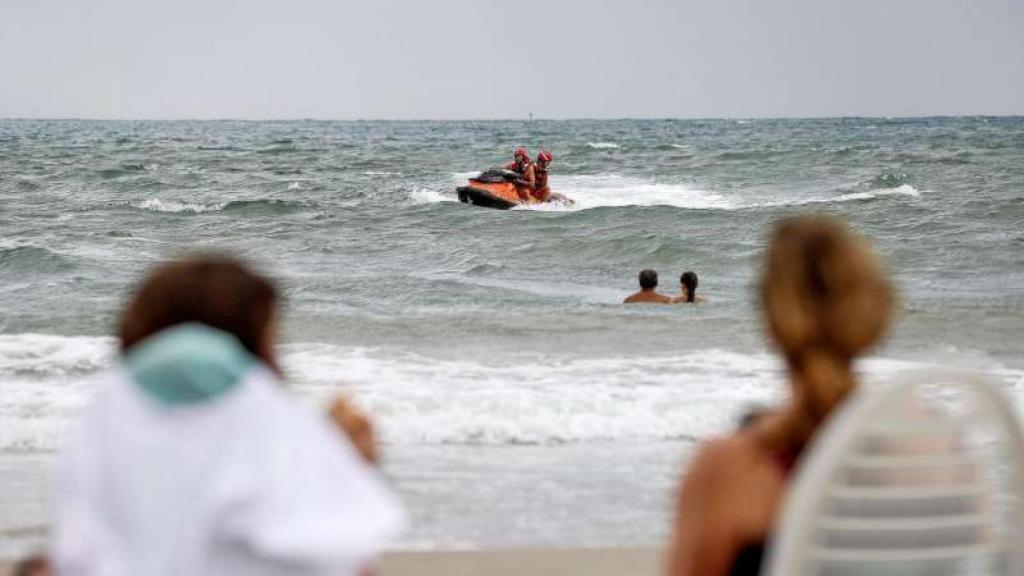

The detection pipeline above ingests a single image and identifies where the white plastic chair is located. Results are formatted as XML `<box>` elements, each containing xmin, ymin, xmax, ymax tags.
<box><xmin>764</xmin><ymin>370</ymin><xmax>1024</xmax><ymax>576</ymax></box>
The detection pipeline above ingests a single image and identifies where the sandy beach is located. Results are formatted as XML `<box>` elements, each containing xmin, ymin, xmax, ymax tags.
<box><xmin>380</xmin><ymin>547</ymin><xmax>662</xmax><ymax>576</ymax></box>
<box><xmin>1</xmin><ymin>547</ymin><xmax>662</xmax><ymax>576</ymax></box>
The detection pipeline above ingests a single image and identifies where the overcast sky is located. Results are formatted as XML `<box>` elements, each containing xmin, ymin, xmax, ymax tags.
<box><xmin>2</xmin><ymin>0</ymin><xmax>1022</xmax><ymax>119</ymax></box>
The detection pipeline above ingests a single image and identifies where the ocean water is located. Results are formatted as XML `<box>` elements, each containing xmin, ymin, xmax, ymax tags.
<box><xmin>1</xmin><ymin>117</ymin><xmax>1023</xmax><ymax>557</ymax></box>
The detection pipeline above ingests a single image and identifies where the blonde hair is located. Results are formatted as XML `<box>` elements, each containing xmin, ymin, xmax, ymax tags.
<box><xmin>761</xmin><ymin>215</ymin><xmax>894</xmax><ymax>453</ymax></box>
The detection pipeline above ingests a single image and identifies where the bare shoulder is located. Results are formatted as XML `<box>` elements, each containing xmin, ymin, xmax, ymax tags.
<box><xmin>684</xmin><ymin>435</ymin><xmax>750</xmax><ymax>488</ymax></box>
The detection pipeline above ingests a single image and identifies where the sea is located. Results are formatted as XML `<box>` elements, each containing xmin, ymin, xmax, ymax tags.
<box><xmin>1</xmin><ymin>117</ymin><xmax>1023</xmax><ymax>558</ymax></box>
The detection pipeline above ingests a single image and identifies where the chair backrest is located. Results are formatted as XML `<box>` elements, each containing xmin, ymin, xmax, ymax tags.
<box><xmin>764</xmin><ymin>370</ymin><xmax>1024</xmax><ymax>576</ymax></box>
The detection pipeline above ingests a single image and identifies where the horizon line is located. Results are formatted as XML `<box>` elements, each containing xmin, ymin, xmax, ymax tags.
<box><xmin>1</xmin><ymin>113</ymin><xmax>1022</xmax><ymax>123</ymax></box>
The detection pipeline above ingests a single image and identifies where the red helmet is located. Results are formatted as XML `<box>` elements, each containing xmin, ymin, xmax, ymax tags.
<box><xmin>537</xmin><ymin>150</ymin><xmax>553</xmax><ymax>163</ymax></box>
<box><xmin>514</xmin><ymin>147</ymin><xmax>529</xmax><ymax>161</ymax></box>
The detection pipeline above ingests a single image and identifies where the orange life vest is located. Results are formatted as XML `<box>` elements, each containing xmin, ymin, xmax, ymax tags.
<box><xmin>533</xmin><ymin>164</ymin><xmax>548</xmax><ymax>190</ymax></box>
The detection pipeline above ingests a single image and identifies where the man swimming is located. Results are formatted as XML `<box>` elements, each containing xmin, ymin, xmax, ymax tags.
<box><xmin>624</xmin><ymin>269</ymin><xmax>675</xmax><ymax>304</ymax></box>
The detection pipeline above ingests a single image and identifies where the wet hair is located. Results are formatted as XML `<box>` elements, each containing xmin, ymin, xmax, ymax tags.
<box><xmin>680</xmin><ymin>271</ymin><xmax>698</xmax><ymax>303</ymax></box>
<box><xmin>639</xmin><ymin>269</ymin><xmax>658</xmax><ymax>290</ymax></box>
<box><xmin>761</xmin><ymin>215</ymin><xmax>893</xmax><ymax>454</ymax></box>
<box><xmin>118</xmin><ymin>255</ymin><xmax>280</xmax><ymax>371</ymax></box>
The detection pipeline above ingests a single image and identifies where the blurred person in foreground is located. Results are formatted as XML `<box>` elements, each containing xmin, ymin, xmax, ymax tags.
<box><xmin>667</xmin><ymin>215</ymin><xmax>894</xmax><ymax>576</ymax></box>
<box><xmin>329</xmin><ymin>395</ymin><xmax>379</xmax><ymax>465</ymax></box>
<box><xmin>51</xmin><ymin>255</ymin><xmax>404</xmax><ymax>576</ymax></box>
<box><xmin>13</xmin><ymin>554</ymin><xmax>50</xmax><ymax>576</ymax></box>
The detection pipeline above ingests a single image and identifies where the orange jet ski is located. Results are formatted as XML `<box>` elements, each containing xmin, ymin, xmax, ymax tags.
<box><xmin>457</xmin><ymin>168</ymin><xmax>533</xmax><ymax>209</ymax></box>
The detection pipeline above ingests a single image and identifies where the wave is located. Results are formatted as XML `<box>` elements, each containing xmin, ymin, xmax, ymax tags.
<box><xmin>221</xmin><ymin>199</ymin><xmax>311</xmax><ymax>214</ymax></box>
<box><xmin>832</xmin><ymin>184</ymin><xmax>921</xmax><ymax>203</ymax></box>
<box><xmin>197</xmin><ymin>145</ymin><xmax>245</xmax><ymax>152</ymax></box>
<box><xmin>714</xmin><ymin>150</ymin><xmax>771</xmax><ymax>161</ymax></box>
<box><xmin>894</xmin><ymin>152</ymin><xmax>972</xmax><ymax>166</ymax></box>
<box><xmin>0</xmin><ymin>334</ymin><xmax>115</xmax><ymax>378</ymax></box>
<box><xmin>2</xmin><ymin>334</ymin><xmax>1022</xmax><ymax>451</ymax></box>
<box><xmin>97</xmin><ymin>163</ymin><xmax>149</xmax><ymax>179</ymax></box>
<box><xmin>0</xmin><ymin>245</ymin><xmax>75</xmax><ymax>274</ymax></box>
<box><xmin>133</xmin><ymin>198</ymin><xmax>313</xmax><ymax>215</ymax></box>
<box><xmin>586</xmin><ymin>142</ymin><xmax>619</xmax><ymax>149</ymax></box>
<box><xmin>742</xmin><ymin>184</ymin><xmax>922</xmax><ymax>210</ymax></box>
<box><xmin>134</xmin><ymin>198</ymin><xmax>218</xmax><ymax>213</ymax></box>
<box><xmin>651</xmin><ymin>143</ymin><xmax>692</xmax><ymax>152</ymax></box>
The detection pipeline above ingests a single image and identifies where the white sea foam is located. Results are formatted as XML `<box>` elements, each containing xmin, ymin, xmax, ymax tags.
<box><xmin>2</xmin><ymin>333</ymin><xmax>1021</xmax><ymax>452</ymax></box>
<box><xmin>134</xmin><ymin>198</ymin><xmax>223</xmax><ymax>213</ymax></box>
<box><xmin>0</xmin><ymin>334</ymin><xmax>115</xmax><ymax>377</ymax></box>
<box><xmin>409</xmin><ymin>188</ymin><xmax>457</xmax><ymax>204</ymax></box>
<box><xmin>287</xmin><ymin>182</ymin><xmax>301</xmax><ymax>190</ymax></box>
<box><xmin>445</xmin><ymin>172</ymin><xmax>735</xmax><ymax>211</ymax></box>
<box><xmin>432</xmin><ymin>173</ymin><xmax>923</xmax><ymax>212</ymax></box>
<box><xmin>529</xmin><ymin>174</ymin><xmax>735</xmax><ymax>211</ymax></box>
<box><xmin>834</xmin><ymin>184</ymin><xmax>921</xmax><ymax>202</ymax></box>
<box><xmin>0</xmin><ymin>335</ymin><xmax>116</xmax><ymax>452</ymax></box>
<box><xmin>759</xmin><ymin>184</ymin><xmax>923</xmax><ymax>209</ymax></box>
<box><xmin>451</xmin><ymin>171</ymin><xmax>481</xmax><ymax>181</ymax></box>
<box><xmin>586</xmin><ymin>142</ymin><xmax>619</xmax><ymax>149</ymax></box>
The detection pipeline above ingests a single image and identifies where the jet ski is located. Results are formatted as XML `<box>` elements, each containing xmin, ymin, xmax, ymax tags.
<box><xmin>457</xmin><ymin>168</ymin><xmax>530</xmax><ymax>209</ymax></box>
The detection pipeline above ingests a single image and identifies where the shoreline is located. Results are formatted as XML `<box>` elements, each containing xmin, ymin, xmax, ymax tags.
<box><xmin>1</xmin><ymin>547</ymin><xmax>664</xmax><ymax>576</ymax></box>
<box><xmin>380</xmin><ymin>547</ymin><xmax>662</xmax><ymax>576</ymax></box>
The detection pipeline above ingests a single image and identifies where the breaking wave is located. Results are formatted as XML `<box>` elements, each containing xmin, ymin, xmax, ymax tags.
<box><xmin>2</xmin><ymin>334</ymin><xmax>1022</xmax><ymax>451</ymax></box>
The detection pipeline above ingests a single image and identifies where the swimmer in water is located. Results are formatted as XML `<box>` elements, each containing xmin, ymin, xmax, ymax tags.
<box><xmin>674</xmin><ymin>271</ymin><xmax>707</xmax><ymax>303</ymax></box>
<box><xmin>624</xmin><ymin>269</ymin><xmax>674</xmax><ymax>304</ymax></box>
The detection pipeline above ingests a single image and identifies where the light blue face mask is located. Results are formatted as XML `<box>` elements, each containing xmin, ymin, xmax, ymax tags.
<box><xmin>124</xmin><ymin>323</ymin><xmax>256</xmax><ymax>406</ymax></box>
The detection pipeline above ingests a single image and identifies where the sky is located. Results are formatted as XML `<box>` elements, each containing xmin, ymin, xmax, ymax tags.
<box><xmin>2</xmin><ymin>0</ymin><xmax>1022</xmax><ymax>120</ymax></box>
